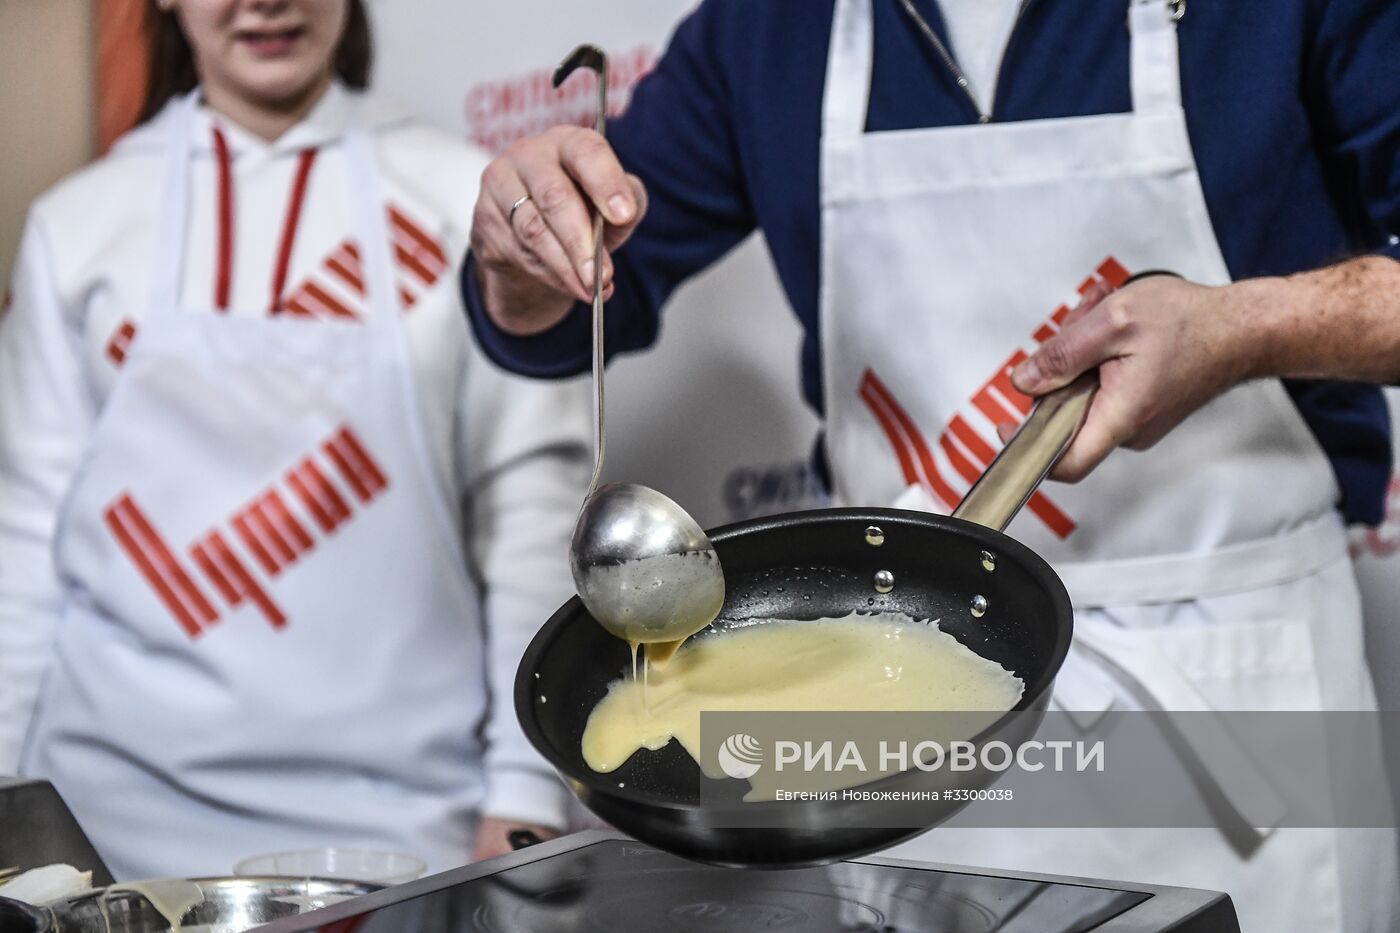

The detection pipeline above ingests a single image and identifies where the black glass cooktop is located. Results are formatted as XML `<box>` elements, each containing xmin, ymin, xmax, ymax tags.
<box><xmin>259</xmin><ymin>833</ymin><xmax>1238</xmax><ymax>933</ymax></box>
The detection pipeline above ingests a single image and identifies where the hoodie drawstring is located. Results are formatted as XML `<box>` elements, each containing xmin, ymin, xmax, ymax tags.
<box><xmin>270</xmin><ymin>148</ymin><xmax>319</xmax><ymax>313</ymax></box>
<box><xmin>210</xmin><ymin>125</ymin><xmax>319</xmax><ymax>314</ymax></box>
<box><xmin>211</xmin><ymin>126</ymin><xmax>234</xmax><ymax>312</ymax></box>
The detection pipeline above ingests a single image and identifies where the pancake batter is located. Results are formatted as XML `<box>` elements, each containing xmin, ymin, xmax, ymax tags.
<box><xmin>583</xmin><ymin>612</ymin><xmax>1023</xmax><ymax>798</ymax></box>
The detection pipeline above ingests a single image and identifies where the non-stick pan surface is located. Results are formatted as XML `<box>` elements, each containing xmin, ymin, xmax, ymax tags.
<box><xmin>516</xmin><ymin>507</ymin><xmax>1073</xmax><ymax>868</ymax></box>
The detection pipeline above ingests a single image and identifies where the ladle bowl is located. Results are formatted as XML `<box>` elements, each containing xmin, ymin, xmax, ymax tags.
<box><xmin>570</xmin><ymin>483</ymin><xmax>726</xmax><ymax>645</ymax></box>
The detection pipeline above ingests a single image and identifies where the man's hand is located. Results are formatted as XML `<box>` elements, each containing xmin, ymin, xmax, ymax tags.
<box><xmin>1010</xmin><ymin>275</ymin><xmax>1253</xmax><ymax>483</ymax></box>
<box><xmin>470</xmin><ymin>816</ymin><xmax>561</xmax><ymax>862</ymax></box>
<box><xmin>471</xmin><ymin>126</ymin><xmax>649</xmax><ymax>336</ymax></box>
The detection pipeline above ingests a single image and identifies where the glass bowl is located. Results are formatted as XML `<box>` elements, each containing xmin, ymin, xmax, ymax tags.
<box><xmin>42</xmin><ymin>877</ymin><xmax>381</xmax><ymax>933</ymax></box>
<box><xmin>233</xmin><ymin>848</ymin><xmax>426</xmax><ymax>886</ymax></box>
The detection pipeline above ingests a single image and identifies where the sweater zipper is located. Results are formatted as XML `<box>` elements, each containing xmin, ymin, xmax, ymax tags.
<box><xmin>895</xmin><ymin>0</ymin><xmax>1036</xmax><ymax>125</ymax></box>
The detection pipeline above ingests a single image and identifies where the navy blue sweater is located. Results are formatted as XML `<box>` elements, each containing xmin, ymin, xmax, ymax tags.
<box><xmin>465</xmin><ymin>0</ymin><xmax>1400</xmax><ymax>524</ymax></box>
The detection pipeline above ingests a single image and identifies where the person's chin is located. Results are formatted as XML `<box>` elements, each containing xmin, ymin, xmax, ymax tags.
<box><xmin>239</xmin><ymin>68</ymin><xmax>331</xmax><ymax>111</ymax></box>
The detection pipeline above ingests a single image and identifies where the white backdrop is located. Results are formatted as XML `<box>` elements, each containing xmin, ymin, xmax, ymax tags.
<box><xmin>367</xmin><ymin>0</ymin><xmax>824</xmax><ymax>532</ymax></box>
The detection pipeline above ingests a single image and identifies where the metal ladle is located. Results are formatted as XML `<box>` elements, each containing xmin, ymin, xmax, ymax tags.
<box><xmin>556</xmin><ymin>45</ymin><xmax>725</xmax><ymax>655</ymax></box>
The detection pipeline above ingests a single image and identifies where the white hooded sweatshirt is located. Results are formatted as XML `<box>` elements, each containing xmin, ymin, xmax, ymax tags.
<box><xmin>0</xmin><ymin>84</ymin><xmax>590</xmax><ymax>878</ymax></box>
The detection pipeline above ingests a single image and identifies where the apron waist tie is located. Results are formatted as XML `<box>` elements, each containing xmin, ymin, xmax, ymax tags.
<box><xmin>1049</xmin><ymin>513</ymin><xmax>1348</xmax><ymax>851</ymax></box>
<box><xmin>1068</xmin><ymin>623</ymin><xmax>1290</xmax><ymax>854</ymax></box>
<box><xmin>1053</xmin><ymin>510</ymin><xmax>1347</xmax><ymax>609</ymax></box>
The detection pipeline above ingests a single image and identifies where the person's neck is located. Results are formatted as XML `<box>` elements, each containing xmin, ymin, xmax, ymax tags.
<box><xmin>202</xmin><ymin>73</ymin><xmax>333</xmax><ymax>143</ymax></box>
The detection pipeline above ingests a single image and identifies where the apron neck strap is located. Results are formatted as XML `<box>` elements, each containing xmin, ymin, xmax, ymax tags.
<box><xmin>343</xmin><ymin>125</ymin><xmax>400</xmax><ymax>326</ymax></box>
<box><xmin>820</xmin><ymin>0</ymin><xmax>1185</xmax><ymax>143</ymax></box>
<box><xmin>822</xmin><ymin>0</ymin><xmax>875</xmax><ymax>144</ymax></box>
<box><xmin>148</xmin><ymin>89</ymin><xmax>399</xmax><ymax>325</ymax></box>
<box><xmin>1128</xmin><ymin>0</ymin><xmax>1184</xmax><ymax>116</ymax></box>
<box><xmin>149</xmin><ymin>92</ymin><xmax>200</xmax><ymax>319</ymax></box>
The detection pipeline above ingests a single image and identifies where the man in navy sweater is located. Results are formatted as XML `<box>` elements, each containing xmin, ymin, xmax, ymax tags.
<box><xmin>463</xmin><ymin>1</ymin><xmax>1399</xmax><ymax>929</ymax></box>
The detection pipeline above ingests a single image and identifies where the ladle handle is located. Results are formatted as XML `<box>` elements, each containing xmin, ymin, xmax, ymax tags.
<box><xmin>951</xmin><ymin>374</ymin><xmax>1098</xmax><ymax>531</ymax></box>
<box><xmin>554</xmin><ymin>45</ymin><xmax>610</xmax><ymax>495</ymax></box>
<box><xmin>585</xmin><ymin>208</ymin><xmax>605</xmax><ymax>495</ymax></box>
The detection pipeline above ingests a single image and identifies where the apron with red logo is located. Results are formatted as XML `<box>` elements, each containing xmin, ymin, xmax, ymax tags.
<box><xmin>22</xmin><ymin>93</ymin><xmax>487</xmax><ymax>879</ymax></box>
<box><xmin>818</xmin><ymin>1</ymin><xmax>1396</xmax><ymax>929</ymax></box>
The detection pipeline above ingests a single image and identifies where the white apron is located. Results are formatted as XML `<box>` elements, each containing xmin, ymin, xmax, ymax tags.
<box><xmin>818</xmin><ymin>1</ymin><xmax>1397</xmax><ymax>930</ymax></box>
<box><xmin>22</xmin><ymin>95</ymin><xmax>487</xmax><ymax>879</ymax></box>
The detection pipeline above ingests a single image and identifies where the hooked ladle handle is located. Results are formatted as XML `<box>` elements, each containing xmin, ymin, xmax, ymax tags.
<box><xmin>951</xmin><ymin>373</ymin><xmax>1098</xmax><ymax>531</ymax></box>
<box><xmin>553</xmin><ymin>45</ymin><xmax>610</xmax><ymax>496</ymax></box>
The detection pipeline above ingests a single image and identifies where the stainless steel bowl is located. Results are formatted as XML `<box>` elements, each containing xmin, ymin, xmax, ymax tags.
<box><xmin>39</xmin><ymin>876</ymin><xmax>379</xmax><ymax>932</ymax></box>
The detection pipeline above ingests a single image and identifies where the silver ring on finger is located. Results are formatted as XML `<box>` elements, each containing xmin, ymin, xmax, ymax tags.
<box><xmin>509</xmin><ymin>194</ymin><xmax>533</xmax><ymax>226</ymax></box>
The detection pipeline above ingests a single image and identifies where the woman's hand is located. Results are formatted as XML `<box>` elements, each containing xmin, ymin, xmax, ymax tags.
<box><xmin>1010</xmin><ymin>275</ymin><xmax>1254</xmax><ymax>483</ymax></box>
<box><xmin>471</xmin><ymin>126</ymin><xmax>649</xmax><ymax>336</ymax></box>
<box><xmin>470</xmin><ymin>816</ymin><xmax>562</xmax><ymax>862</ymax></box>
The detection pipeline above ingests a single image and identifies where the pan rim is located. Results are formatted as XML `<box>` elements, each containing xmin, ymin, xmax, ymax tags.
<box><xmin>515</xmin><ymin>507</ymin><xmax>1074</xmax><ymax>812</ymax></box>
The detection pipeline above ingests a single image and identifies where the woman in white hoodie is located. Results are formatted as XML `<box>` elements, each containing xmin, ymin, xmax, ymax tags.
<box><xmin>0</xmin><ymin>0</ymin><xmax>589</xmax><ymax>879</ymax></box>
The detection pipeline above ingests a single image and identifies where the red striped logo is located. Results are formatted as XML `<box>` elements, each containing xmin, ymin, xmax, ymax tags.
<box><xmin>110</xmin><ymin>425</ymin><xmax>388</xmax><ymax>636</ymax></box>
<box><xmin>860</xmin><ymin>371</ymin><xmax>961</xmax><ymax>511</ymax></box>
<box><xmin>281</xmin><ymin>296</ymin><xmax>316</xmax><ymax>318</ymax></box>
<box><xmin>105</xmin><ymin>494</ymin><xmax>219</xmax><ymax>638</ymax></box>
<box><xmin>1099</xmin><ymin>256</ymin><xmax>1130</xmax><ymax>288</ymax></box>
<box><xmin>277</xmin><ymin>203</ymin><xmax>445</xmax><ymax>322</ymax></box>
<box><xmin>858</xmin><ymin>256</ymin><xmax>1129</xmax><ymax>540</ymax></box>
<box><xmin>292</xmin><ymin>280</ymin><xmax>358</xmax><ymax>320</ymax></box>
<box><xmin>392</xmin><ymin>241</ymin><xmax>440</xmax><ymax>288</ymax></box>
<box><xmin>389</xmin><ymin>206</ymin><xmax>448</xmax><ymax>271</ymax></box>
<box><xmin>287</xmin><ymin>457</ymin><xmax>352</xmax><ymax>533</ymax></box>
<box><xmin>325</xmin><ymin>242</ymin><xmax>365</xmax><ymax>293</ymax></box>
<box><xmin>191</xmin><ymin>530</ymin><xmax>287</xmax><ymax>629</ymax></box>
<box><xmin>105</xmin><ymin>319</ymin><xmax>138</xmax><ymax>367</ymax></box>
<box><xmin>323</xmin><ymin>427</ymin><xmax>389</xmax><ymax>504</ymax></box>
<box><xmin>230</xmin><ymin>490</ymin><xmax>316</xmax><ymax>576</ymax></box>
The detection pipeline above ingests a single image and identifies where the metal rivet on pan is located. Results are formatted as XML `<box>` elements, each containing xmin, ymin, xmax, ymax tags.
<box><xmin>874</xmin><ymin>570</ymin><xmax>895</xmax><ymax>593</ymax></box>
<box><xmin>980</xmin><ymin>551</ymin><xmax>996</xmax><ymax>572</ymax></box>
<box><xmin>865</xmin><ymin>526</ymin><xmax>885</xmax><ymax>547</ymax></box>
<box><xmin>971</xmin><ymin>595</ymin><xmax>988</xmax><ymax>618</ymax></box>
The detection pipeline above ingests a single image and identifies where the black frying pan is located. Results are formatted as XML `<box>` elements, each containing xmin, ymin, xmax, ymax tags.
<box><xmin>515</xmin><ymin>377</ymin><xmax>1096</xmax><ymax>868</ymax></box>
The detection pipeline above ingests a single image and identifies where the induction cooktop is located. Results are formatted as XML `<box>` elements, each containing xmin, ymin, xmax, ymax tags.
<box><xmin>256</xmin><ymin>831</ymin><xmax>1239</xmax><ymax>933</ymax></box>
